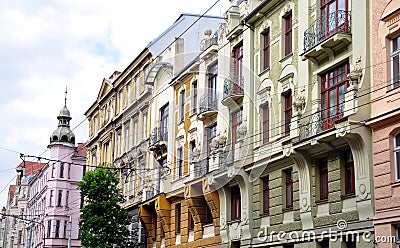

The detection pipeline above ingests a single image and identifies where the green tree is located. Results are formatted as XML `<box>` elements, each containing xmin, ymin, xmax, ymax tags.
<box><xmin>78</xmin><ymin>167</ymin><xmax>133</xmax><ymax>248</ymax></box>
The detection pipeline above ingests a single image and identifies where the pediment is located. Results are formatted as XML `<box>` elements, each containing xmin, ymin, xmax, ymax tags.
<box><xmin>97</xmin><ymin>79</ymin><xmax>113</xmax><ymax>102</ymax></box>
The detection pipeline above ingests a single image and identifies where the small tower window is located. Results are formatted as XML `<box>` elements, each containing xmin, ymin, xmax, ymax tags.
<box><xmin>53</xmin><ymin>135</ymin><xmax>58</xmax><ymax>141</ymax></box>
<box><xmin>61</xmin><ymin>135</ymin><xmax>68</xmax><ymax>141</ymax></box>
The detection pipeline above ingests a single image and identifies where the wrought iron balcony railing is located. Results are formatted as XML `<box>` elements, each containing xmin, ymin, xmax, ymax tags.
<box><xmin>194</xmin><ymin>159</ymin><xmax>210</xmax><ymax>178</ymax></box>
<box><xmin>223</xmin><ymin>76</ymin><xmax>244</xmax><ymax>100</ymax></box>
<box><xmin>298</xmin><ymin>108</ymin><xmax>345</xmax><ymax>141</ymax></box>
<box><xmin>149</xmin><ymin>127</ymin><xmax>168</xmax><ymax>147</ymax></box>
<box><xmin>199</xmin><ymin>93</ymin><xmax>218</xmax><ymax>115</ymax></box>
<box><xmin>303</xmin><ymin>10</ymin><xmax>351</xmax><ymax>52</ymax></box>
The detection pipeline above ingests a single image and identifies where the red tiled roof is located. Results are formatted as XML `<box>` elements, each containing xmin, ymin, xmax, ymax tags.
<box><xmin>17</xmin><ymin>161</ymin><xmax>45</xmax><ymax>176</ymax></box>
<box><xmin>9</xmin><ymin>185</ymin><xmax>16</xmax><ymax>202</ymax></box>
<box><xmin>76</xmin><ymin>142</ymin><xmax>87</xmax><ymax>157</ymax></box>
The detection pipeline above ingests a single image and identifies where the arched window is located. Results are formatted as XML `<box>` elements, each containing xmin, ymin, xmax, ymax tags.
<box><xmin>53</xmin><ymin>135</ymin><xmax>58</xmax><ymax>141</ymax></box>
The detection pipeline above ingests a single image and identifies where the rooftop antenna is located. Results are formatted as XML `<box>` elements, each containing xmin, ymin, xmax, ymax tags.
<box><xmin>65</xmin><ymin>85</ymin><xmax>68</xmax><ymax>106</ymax></box>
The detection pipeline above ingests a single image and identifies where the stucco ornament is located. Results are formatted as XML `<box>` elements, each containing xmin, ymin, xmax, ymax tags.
<box><xmin>238</xmin><ymin>117</ymin><xmax>248</xmax><ymax>140</ymax></box>
<box><xmin>211</xmin><ymin>130</ymin><xmax>227</xmax><ymax>153</ymax></box>
<box><xmin>293</xmin><ymin>88</ymin><xmax>306</xmax><ymax>113</ymax></box>
<box><xmin>348</xmin><ymin>56</ymin><xmax>363</xmax><ymax>89</ymax></box>
<box><xmin>192</xmin><ymin>144</ymin><xmax>201</xmax><ymax>161</ymax></box>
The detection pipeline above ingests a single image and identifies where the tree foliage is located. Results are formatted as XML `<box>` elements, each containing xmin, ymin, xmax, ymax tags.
<box><xmin>79</xmin><ymin>167</ymin><xmax>133</xmax><ymax>248</ymax></box>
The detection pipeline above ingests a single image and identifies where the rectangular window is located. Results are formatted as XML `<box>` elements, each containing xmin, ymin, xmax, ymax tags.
<box><xmin>125</xmin><ymin>124</ymin><xmax>130</xmax><ymax>151</ymax></box>
<box><xmin>232</xmin><ymin>108</ymin><xmax>243</xmax><ymax>147</ymax></box>
<box><xmin>64</xmin><ymin>220</ymin><xmax>68</xmax><ymax>239</ymax></box>
<box><xmin>208</xmin><ymin>63</ymin><xmax>218</xmax><ymax>103</ymax></box>
<box><xmin>65</xmin><ymin>191</ymin><xmax>69</xmax><ymax>207</ymax></box>
<box><xmin>284</xmin><ymin>92</ymin><xmax>292</xmax><ymax>135</ymax></box>
<box><xmin>234</xmin><ymin>44</ymin><xmax>244</xmax><ymax>88</ymax></box>
<box><xmin>177</xmin><ymin>147</ymin><xmax>183</xmax><ymax>178</ymax></box>
<box><xmin>319</xmin><ymin>159</ymin><xmax>329</xmax><ymax>200</ymax></box>
<box><xmin>18</xmin><ymin>230</ymin><xmax>22</xmax><ymax>244</ymax></box>
<box><xmin>320</xmin><ymin>62</ymin><xmax>349</xmax><ymax>130</ymax></box>
<box><xmin>263</xmin><ymin>176</ymin><xmax>270</xmax><ymax>214</ymax></box>
<box><xmin>284</xmin><ymin>168</ymin><xmax>293</xmax><ymax>209</ymax></box>
<box><xmin>205</xmin><ymin>204</ymin><xmax>213</xmax><ymax>224</ymax></box>
<box><xmin>67</xmin><ymin>163</ymin><xmax>71</xmax><ymax>179</ymax></box>
<box><xmin>160</xmin><ymin>104</ymin><xmax>169</xmax><ymax>142</ymax></box>
<box><xmin>392</xmin><ymin>36</ymin><xmax>400</xmax><ymax>89</ymax></box>
<box><xmin>116</xmin><ymin>133</ymin><xmax>121</xmax><ymax>156</ymax></box>
<box><xmin>55</xmin><ymin>220</ymin><xmax>60</xmax><ymax>238</ymax></box>
<box><xmin>284</xmin><ymin>12</ymin><xmax>292</xmax><ymax>56</ymax></box>
<box><xmin>47</xmin><ymin>220</ymin><xmax>52</xmax><ymax>238</ymax></box>
<box><xmin>133</xmin><ymin>121</ymin><xmax>138</xmax><ymax>146</ymax></box>
<box><xmin>206</xmin><ymin>124</ymin><xmax>217</xmax><ymax>171</ymax></box>
<box><xmin>180</xmin><ymin>90</ymin><xmax>185</xmax><ymax>122</ymax></box>
<box><xmin>57</xmin><ymin>190</ymin><xmax>62</xmax><ymax>207</ymax></box>
<box><xmin>49</xmin><ymin>190</ymin><xmax>54</xmax><ymax>207</ymax></box>
<box><xmin>192</xmin><ymin>81</ymin><xmax>197</xmax><ymax>114</ymax></box>
<box><xmin>60</xmin><ymin>163</ymin><xmax>64</xmax><ymax>178</ymax></box>
<box><xmin>176</xmin><ymin>203</ymin><xmax>181</xmax><ymax>233</ymax></box>
<box><xmin>395</xmin><ymin>133</ymin><xmax>400</xmax><ymax>180</ymax></box>
<box><xmin>262</xmin><ymin>104</ymin><xmax>269</xmax><ymax>144</ymax></box>
<box><xmin>344</xmin><ymin>150</ymin><xmax>355</xmax><ymax>195</ymax></box>
<box><xmin>262</xmin><ymin>29</ymin><xmax>270</xmax><ymax>70</ymax></box>
<box><xmin>142</xmin><ymin>111</ymin><xmax>147</xmax><ymax>140</ymax></box>
<box><xmin>188</xmin><ymin>211</ymin><xmax>194</xmax><ymax>230</ymax></box>
<box><xmin>231</xmin><ymin>185</ymin><xmax>241</xmax><ymax>220</ymax></box>
<box><xmin>52</xmin><ymin>164</ymin><xmax>56</xmax><ymax>178</ymax></box>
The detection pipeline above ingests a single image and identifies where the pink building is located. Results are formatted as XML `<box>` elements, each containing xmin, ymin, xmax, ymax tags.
<box><xmin>368</xmin><ymin>1</ymin><xmax>400</xmax><ymax>247</ymax></box>
<box><xmin>27</xmin><ymin>102</ymin><xmax>87</xmax><ymax>248</ymax></box>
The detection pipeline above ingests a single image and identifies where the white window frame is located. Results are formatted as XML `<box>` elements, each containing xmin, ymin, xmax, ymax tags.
<box><xmin>391</xmin><ymin>35</ymin><xmax>400</xmax><ymax>89</ymax></box>
<box><xmin>395</xmin><ymin>133</ymin><xmax>400</xmax><ymax>181</ymax></box>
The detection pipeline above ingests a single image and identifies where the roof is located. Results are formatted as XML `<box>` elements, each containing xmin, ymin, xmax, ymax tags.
<box><xmin>75</xmin><ymin>142</ymin><xmax>88</xmax><ymax>157</ymax></box>
<box><xmin>17</xmin><ymin>161</ymin><xmax>45</xmax><ymax>177</ymax></box>
<box><xmin>9</xmin><ymin>185</ymin><xmax>16</xmax><ymax>202</ymax></box>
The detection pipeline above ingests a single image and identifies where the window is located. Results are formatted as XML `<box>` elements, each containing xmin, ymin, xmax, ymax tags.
<box><xmin>160</xmin><ymin>104</ymin><xmax>169</xmax><ymax>142</ymax></box>
<box><xmin>262</xmin><ymin>104</ymin><xmax>269</xmax><ymax>144</ymax></box>
<box><xmin>133</xmin><ymin>121</ymin><xmax>138</xmax><ymax>146</ymax></box>
<box><xmin>17</xmin><ymin>230</ymin><xmax>22</xmax><ymax>244</ymax></box>
<box><xmin>47</xmin><ymin>220</ymin><xmax>52</xmax><ymax>238</ymax></box>
<box><xmin>396</xmin><ymin>227</ymin><xmax>400</xmax><ymax>247</ymax></box>
<box><xmin>320</xmin><ymin>0</ymin><xmax>348</xmax><ymax>37</ymax></box>
<box><xmin>142</xmin><ymin>111</ymin><xmax>147</xmax><ymax>139</ymax></box>
<box><xmin>192</xmin><ymin>81</ymin><xmax>197</xmax><ymax>114</ymax></box>
<box><xmin>65</xmin><ymin>191</ymin><xmax>69</xmax><ymax>207</ymax></box>
<box><xmin>284</xmin><ymin>12</ymin><xmax>292</xmax><ymax>56</ymax></box>
<box><xmin>125</xmin><ymin>124</ymin><xmax>130</xmax><ymax>151</ymax></box>
<box><xmin>208</xmin><ymin>63</ymin><xmax>218</xmax><ymax>102</ymax></box>
<box><xmin>139</xmin><ymin>160</ymin><xmax>145</xmax><ymax>192</ymax></box>
<box><xmin>231</xmin><ymin>186</ymin><xmax>241</xmax><ymax>220</ymax></box>
<box><xmin>64</xmin><ymin>220</ymin><xmax>68</xmax><ymax>238</ymax></box>
<box><xmin>177</xmin><ymin>147</ymin><xmax>183</xmax><ymax>178</ymax></box>
<box><xmin>59</xmin><ymin>162</ymin><xmax>64</xmax><ymax>178</ymax></box>
<box><xmin>206</xmin><ymin>124</ymin><xmax>217</xmax><ymax>171</ymax></box>
<box><xmin>93</xmin><ymin>115</ymin><xmax>98</xmax><ymax>134</ymax></box>
<box><xmin>188</xmin><ymin>211</ymin><xmax>194</xmax><ymax>230</ymax></box>
<box><xmin>319</xmin><ymin>159</ymin><xmax>329</xmax><ymax>200</ymax></box>
<box><xmin>395</xmin><ymin>133</ymin><xmax>400</xmax><ymax>180</ymax></box>
<box><xmin>321</xmin><ymin>62</ymin><xmax>349</xmax><ymax>130</ymax></box>
<box><xmin>49</xmin><ymin>190</ymin><xmax>54</xmax><ymax>207</ymax></box>
<box><xmin>262</xmin><ymin>29</ymin><xmax>270</xmax><ymax>70</ymax></box>
<box><xmin>67</xmin><ymin>163</ymin><xmax>71</xmax><ymax>179</ymax></box>
<box><xmin>52</xmin><ymin>163</ymin><xmax>56</xmax><ymax>178</ymax></box>
<box><xmin>116</xmin><ymin>133</ymin><xmax>121</xmax><ymax>156</ymax></box>
<box><xmin>232</xmin><ymin>108</ymin><xmax>243</xmax><ymax>148</ymax></box>
<box><xmin>284</xmin><ymin>92</ymin><xmax>292</xmax><ymax>135</ymax></box>
<box><xmin>318</xmin><ymin>238</ymin><xmax>329</xmax><ymax>248</ymax></box>
<box><xmin>344</xmin><ymin>150</ymin><xmax>355</xmax><ymax>195</ymax></box>
<box><xmin>176</xmin><ymin>203</ymin><xmax>181</xmax><ymax>233</ymax></box>
<box><xmin>262</xmin><ymin>176</ymin><xmax>270</xmax><ymax>214</ymax></box>
<box><xmin>57</xmin><ymin>190</ymin><xmax>62</xmax><ymax>207</ymax></box>
<box><xmin>392</xmin><ymin>36</ymin><xmax>400</xmax><ymax>89</ymax></box>
<box><xmin>180</xmin><ymin>90</ymin><xmax>185</xmax><ymax>122</ymax></box>
<box><xmin>54</xmin><ymin>220</ymin><xmax>61</xmax><ymax>238</ymax></box>
<box><xmin>284</xmin><ymin>168</ymin><xmax>293</xmax><ymax>209</ymax></box>
<box><xmin>234</xmin><ymin>44</ymin><xmax>244</xmax><ymax>88</ymax></box>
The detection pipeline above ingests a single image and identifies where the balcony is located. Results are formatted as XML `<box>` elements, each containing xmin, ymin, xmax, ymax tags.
<box><xmin>198</xmin><ymin>94</ymin><xmax>218</xmax><ymax>120</ymax></box>
<box><xmin>221</xmin><ymin>76</ymin><xmax>244</xmax><ymax>106</ymax></box>
<box><xmin>302</xmin><ymin>11</ymin><xmax>352</xmax><ymax>62</ymax></box>
<box><xmin>149</xmin><ymin>127</ymin><xmax>168</xmax><ymax>160</ymax></box>
<box><xmin>200</xmin><ymin>33</ymin><xmax>218</xmax><ymax>52</ymax></box>
<box><xmin>194</xmin><ymin>159</ymin><xmax>210</xmax><ymax>178</ymax></box>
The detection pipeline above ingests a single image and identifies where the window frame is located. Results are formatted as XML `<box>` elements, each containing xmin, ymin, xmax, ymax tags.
<box><xmin>283</xmin><ymin>12</ymin><xmax>292</xmax><ymax>57</ymax></box>
<box><xmin>284</xmin><ymin>168</ymin><xmax>293</xmax><ymax>209</ymax></box>
<box><xmin>319</xmin><ymin>159</ymin><xmax>329</xmax><ymax>200</ymax></box>
<box><xmin>57</xmin><ymin>190</ymin><xmax>62</xmax><ymax>207</ymax></box>
<box><xmin>234</xmin><ymin>44</ymin><xmax>244</xmax><ymax>87</ymax></box>
<box><xmin>261</xmin><ymin>103</ymin><xmax>270</xmax><ymax>144</ymax></box>
<box><xmin>262</xmin><ymin>176</ymin><xmax>270</xmax><ymax>214</ymax></box>
<box><xmin>394</xmin><ymin>133</ymin><xmax>400</xmax><ymax>181</ymax></box>
<box><xmin>231</xmin><ymin>185</ymin><xmax>241</xmax><ymax>220</ymax></box>
<box><xmin>177</xmin><ymin>147</ymin><xmax>183</xmax><ymax>179</ymax></box>
<box><xmin>391</xmin><ymin>35</ymin><xmax>400</xmax><ymax>89</ymax></box>
<box><xmin>344</xmin><ymin>150</ymin><xmax>355</xmax><ymax>195</ymax></box>
<box><xmin>192</xmin><ymin>81</ymin><xmax>198</xmax><ymax>114</ymax></box>
<box><xmin>284</xmin><ymin>92</ymin><xmax>292</xmax><ymax>135</ymax></box>
<box><xmin>179</xmin><ymin>89</ymin><xmax>185</xmax><ymax>123</ymax></box>
<box><xmin>175</xmin><ymin>203</ymin><xmax>181</xmax><ymax>234</ymax></box>
<box><xmin>262</xmin><ymin>29</ymin><xmax>271</xmax><ymax>70</ymax></box>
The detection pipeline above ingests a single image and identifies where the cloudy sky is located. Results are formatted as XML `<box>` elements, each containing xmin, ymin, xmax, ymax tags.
<box><xmin>0</xmin><ymin>0</ymin><xmax>231</xmax><ymax>205</ymax></box>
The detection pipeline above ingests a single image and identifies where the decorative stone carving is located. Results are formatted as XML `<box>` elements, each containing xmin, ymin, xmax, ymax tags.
<box><xmin>218</xmin><ymin>24</ymin><xmax>225</xmax><ymax>45</ymax></box>
<box><xmin>293</xmin><ymin>88</ymin><xmax>306</xmax><ymax>113</ymax></box>
<box><xmin>238</xmin><ymin>117</ymin><xmax>248</xmax><ymax>140</ymax></box>
<box><xmin>192</xmin><ymin>144</ymin><xmax>201</xmax><ymax>161</ymax></box>
<box><xmin>348</xmin><ymin>56</ymin><xmax>363</xmax><ymax>88</ymax></box>
<box><xmin>211</xmin><ymin>129</ymin><xmax>227</xmax><ymax>153</ymax></box>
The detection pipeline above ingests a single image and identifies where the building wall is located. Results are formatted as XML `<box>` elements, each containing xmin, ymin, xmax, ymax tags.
<box><xmin>369</xmin><ymin>1</ymin><xmax>400</xmax><ymax>247</ymax></box>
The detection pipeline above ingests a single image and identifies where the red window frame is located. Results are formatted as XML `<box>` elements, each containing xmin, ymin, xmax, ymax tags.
<box><xmin>320</xmin><ymin>0</ymin><xmax>349</xmax><ymax>36</ymax></box>
<box><xmin>320</xmin><ymin>62</ymin><xmax>349</xmax><ymax>130</ymax></box>
<box><xmin>262</xmin><ymin>29</ymin><xmax>270</xmax><ymax>70</ymax></box>
<box><xmin>234</xmin><ymin>44</ymin><xmax>244</xmax><ymax>88</ymax></box>
<box><xmin>285</xmin><ymin>169</ymin><xmax>293</xmax><ymax>209</ymax></box>
<box><xmin>262</xmin><ymin>104</ymin><xmax>269</xmax><ymax>144</ymax></box>
<box><xmin>344</xmin><ymin>150</ymin><xmax>355</xmax><ymax>195</ymax></box>
<box><xmin>319</xmin><ymin>159</ymin><xmax>328</xmax><ymax>200</ymax></box>
<box><xmin>284</xmin><ymin>12</ymin><xmax>292</xmax><ymax>57</ymax></box>
<box><xmin>232</xmin><ymin>108</ymin><xmax>243</xmax><ymax>147</ymax></box>
<box><xmin>231</xmin><ymin>186</ymin><xmax>241</xmax><ymax>220</ymax></box>
<box><xmin>262</xmin><ymin>177</ymin><xmax>270</xmax><ymax>214</ymax></box>
<box><xmin>284</xmin><ymin>92</ymin><xmax>292</xmax><ymax>135</ymax></box>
